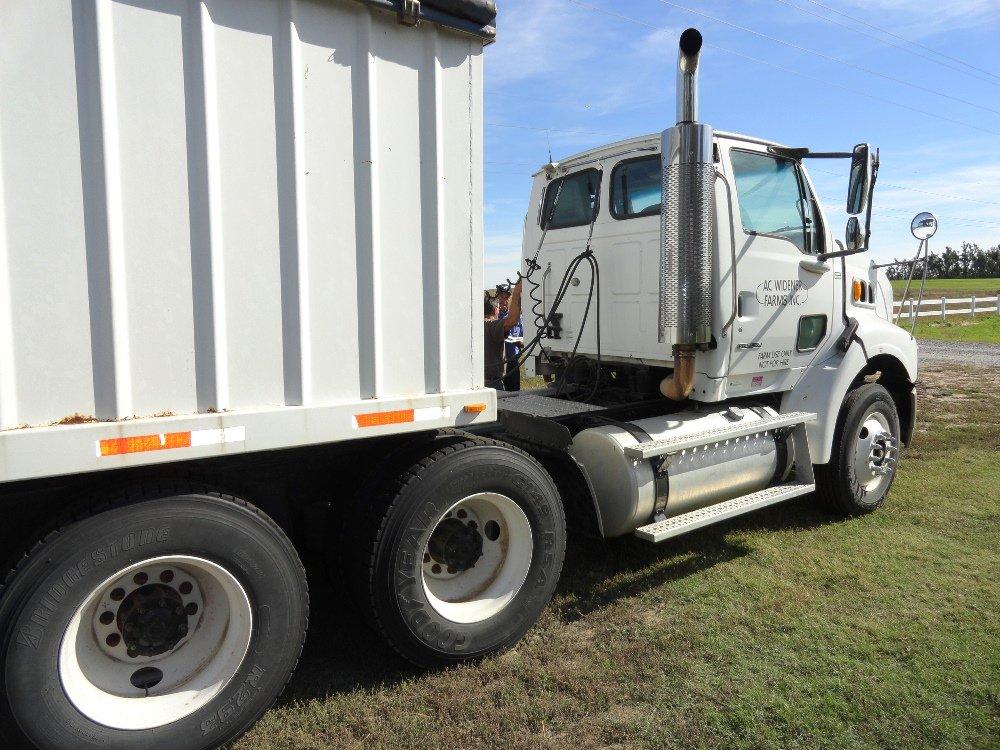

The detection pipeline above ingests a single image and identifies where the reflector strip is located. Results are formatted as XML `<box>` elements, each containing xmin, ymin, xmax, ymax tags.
<box><xmin>353</xmin><ymin>406</ymin><xmax>450</xmax><ymax>429</ymax></box>
<box><xmin>97</xmin><ymin>426</ymin><xmax>246</xmax><ymax>457</ymax></box>
<box><xmin>464</xmin><ymin>403</ymin><xmax>488</xmax><ymax>413</ymax></box>
<box><xmin>354</xmin><ymin>409</ymin><xmax>414</xmax><ymax>428</ymax></box>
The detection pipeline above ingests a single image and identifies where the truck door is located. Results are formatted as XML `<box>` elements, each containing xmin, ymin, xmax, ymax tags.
<box><xmin>725</xmin><ymin>146</ymin><xmax>834</xmax><ymax>393</ymax></box>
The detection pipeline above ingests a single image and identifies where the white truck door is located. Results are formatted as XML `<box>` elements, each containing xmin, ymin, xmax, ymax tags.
<box><xmin>724</xmin><ymin>146</ymin><xmax>834</xmax><ymax>393</ymax></box>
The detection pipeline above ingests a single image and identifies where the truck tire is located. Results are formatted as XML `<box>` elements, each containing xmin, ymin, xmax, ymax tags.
<box><xmin>0</xmin><ymin>487</ymin><xmax>308</xmax><ymax>750</ymax></box>
<box><xmin>816</xmin><ymin>383</ymin><xmax>901</xmax><ymax>516</ymax></box>
<box><xmin>352</xmin><ymin>436</ymin><xmax>566</xmax><ymax>668</ymax></box>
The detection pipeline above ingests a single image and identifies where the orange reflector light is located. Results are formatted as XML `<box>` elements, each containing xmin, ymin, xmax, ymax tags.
<box><xmin>354</xmin><ymin>409</ymin><xmax>415</xmax><ymax>428</ymax></box>
<box><xmin>464</xmin><ymin>403</ymin><xmax>488</xmax><ymax>414</ymax></box>
<box><xmin>99</xmin><ymin>431</ymin><xmax>192</xmax><ymax>457</ymax></box>
<box><xmin>853</xmin><ymin>278</ymin><xmax>863</xmax><ymax>302</ymax></box>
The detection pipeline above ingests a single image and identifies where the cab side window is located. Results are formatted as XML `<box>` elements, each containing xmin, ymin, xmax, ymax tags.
<box><xmin>610</xmin><ymin>156</ymin><xmax>661</xmax><ymax>219</ymax></box>
<box><xmin>731</xmin><ymin>150</ymin><xmax>819</xmax><ymax>254</ymax></box>
<box><xmin>540</xmin><ymin>169</ymin><xmax>601</xmax><ymax>229</ymax></box>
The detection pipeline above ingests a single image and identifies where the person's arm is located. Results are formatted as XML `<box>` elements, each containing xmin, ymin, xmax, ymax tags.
<box><xmin>502</xmin><ymin>280</ymin><xmax>522</xmax><ymax>332</ymax></box>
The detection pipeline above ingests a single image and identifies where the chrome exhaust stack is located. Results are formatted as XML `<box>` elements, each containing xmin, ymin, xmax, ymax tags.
<box><xmin>659</xmin><ymin>28</ymin><xmax>715</xmax><ymax>399</ymax></box>
<box><xmin>660</xmin><ymin>28</ymin><xmax>714</xmax><ymax>348</ymax></box>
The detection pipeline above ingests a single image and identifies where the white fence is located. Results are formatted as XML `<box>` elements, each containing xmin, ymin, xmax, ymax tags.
<box><xmin>893</xmin><ymin>294</ymin><xmax>1000</xmax><ymax>322</ymax></box>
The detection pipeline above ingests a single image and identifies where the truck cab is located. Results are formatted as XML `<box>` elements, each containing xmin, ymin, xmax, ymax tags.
<box><xmin>520</xmin><ymin>131</ymin><xmax>917</xmax><ymax>465</ymax></box>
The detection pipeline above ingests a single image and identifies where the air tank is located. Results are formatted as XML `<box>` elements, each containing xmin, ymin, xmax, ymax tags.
<box><xmin>569</xmin><ymin>407</ymin><xmax>791</xmax><ymax>537</ymax></box>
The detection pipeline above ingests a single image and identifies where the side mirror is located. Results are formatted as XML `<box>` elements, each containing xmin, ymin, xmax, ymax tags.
<box><xmin>846</xmin><ymin>143</ymin><xmax>871</xmax><ymax>215</ymax></box>
<box><xmin>845</xmin><ymin>216</ymin><xmax>864</xmax><ymax>252</ymax></box>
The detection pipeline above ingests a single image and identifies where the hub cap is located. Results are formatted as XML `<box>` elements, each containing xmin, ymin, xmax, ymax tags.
<box><xmin>421</xmin><ymin>493</ymin><xmax>533</xmax><ymax>624</ymax></box>
<box><xmin>59</xmin><ymin>556</ymin><xmax>251</xmax><ymax>730</ymax></box>
<box><xmin>853</xmin><ymin>411</ymin><xmax>898</xmax><ymax>492</ymax></box>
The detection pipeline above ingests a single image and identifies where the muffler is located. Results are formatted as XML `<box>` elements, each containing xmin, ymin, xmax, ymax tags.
<box><xmin>659</xmin><ymin>28</ymin><xmax>714</xmax><ymax>399</ymax></box>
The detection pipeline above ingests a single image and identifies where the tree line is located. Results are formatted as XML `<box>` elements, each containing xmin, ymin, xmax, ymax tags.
<box><xmin>883</xmin><ymin>242</ymin><xmax>1000</xmax><ymax>280</ymax></box>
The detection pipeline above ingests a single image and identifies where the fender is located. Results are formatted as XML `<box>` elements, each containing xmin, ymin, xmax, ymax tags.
<box><xmin>782</xmin><ymin>320</ymin><xmax>917</xmax><ymax>464</ymax></box>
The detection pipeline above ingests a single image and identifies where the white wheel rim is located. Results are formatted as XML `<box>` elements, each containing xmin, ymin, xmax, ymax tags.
<box><xmin>421</xmin><ymin>493</ymin><xmax>533</xmax><ymax>624</ymax></box>
<box><xmin>58</xmin><ymin>556</ymin><xmax>252</xmax><ymax>730</ymax></box>
<box><xmin>853</xmin><ymin>411</ymin><xmax>896</xmax><ymax>492</ymax></box>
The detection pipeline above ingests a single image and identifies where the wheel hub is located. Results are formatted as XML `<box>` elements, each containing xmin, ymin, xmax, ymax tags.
<box><xmin>853</xmin><ymin>412</ymin><xmax>899</xmax><ymax>490</ymax></box>
<box><xmin>427</xmin><ymin>518</ymin><xmax>483</xmax><ymax>572</ymax></box>
<box><xmin>117</xmin><ymin>584</ymin><xmax>187</xmax><ymax>658</ymax></box>
<box><xmin>420</xmin><ymin>493</ymin><xmax>534</xmax><ymax>624</ymax></box>
<box><xmin>92</xmin><ymin>562</ymin><xmax>203</xmax><ymax>662</ymax></box>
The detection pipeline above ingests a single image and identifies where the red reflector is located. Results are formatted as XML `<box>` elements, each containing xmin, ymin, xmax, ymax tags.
<box><xmin>355</xmin><ymin>409</ymin><xmax>415</xmax><ymax>428</ymax></box>
<box><xmin>99</xmin><ymin>431</ymin><xmax>192</xmax><ymax>457</ymax></box>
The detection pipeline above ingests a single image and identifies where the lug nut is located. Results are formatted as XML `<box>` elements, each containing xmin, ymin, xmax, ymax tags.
<box><xmin>160</xmin><ymin>570</ymin><xmax>174</xmax><ymax>583</ymax></box>
<box><xmin>178</xmin><ymin>581</ymin><xmax>193</xmax><ymax>595</ymax></box>
<box><xmin>133</xmin><ymin>572</ymin><xmax>148</xmax><ymax>586</ymax></box>
<box><xmin>185</xmin><ymin>602</ymin><xmax>198</xmax><ymax>616</ymax></box>
<box><xmin>110</xmin><ymin>588</ymin><xmax>126</xmax><ymax>602</ymax></box>
<box><xmin>106</xmin><ymin>633</ymin><xmax>121</xmax><ymax>647</ymax></box>
<box><xmin>99</xmin><ymin>611</ymin><xmax>115</xmax><ymax>625</ymax></box>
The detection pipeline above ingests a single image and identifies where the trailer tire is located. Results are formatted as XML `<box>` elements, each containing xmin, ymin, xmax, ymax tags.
<box><xmin>0</xmin><ymin>487</ymin><xmax>308</xmax><ymax>750</ymax></box>
<box><xmin>352</xmin><ymin>436</ymin><xmax>565</xmax><ymax>668</ymax></box>
<box><xmin>816</xmin><ymin>383</ymin><xmax>901</xmax><ymax>516</ymax></box>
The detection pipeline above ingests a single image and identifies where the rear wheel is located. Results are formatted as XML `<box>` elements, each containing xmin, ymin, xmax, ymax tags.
<box><xmin>0</xmin><ymin>488</ymin><xmax>308</xmax><ymax>750</ymax></box>
<box><xmin>816</xmin><ymin>383</ymin><xmax>901</xmax><ymax>515</ymax></box>
<box><xmin>352</xmin><ymin>436</ymin><xmax>566</xmax><ymax>667</ymax></box>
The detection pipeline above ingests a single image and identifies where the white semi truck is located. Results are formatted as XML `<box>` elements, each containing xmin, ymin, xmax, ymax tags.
<box><xmin>0</xmin><ymin>3</ymin><xmax>916</xmax><ymax>749</ymax></box>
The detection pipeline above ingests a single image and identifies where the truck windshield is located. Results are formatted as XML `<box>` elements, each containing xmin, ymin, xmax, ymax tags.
<box><xmin>731</xmin><ymin>150</ymin><xmax>812</xmax><ymax>253</ymax></box>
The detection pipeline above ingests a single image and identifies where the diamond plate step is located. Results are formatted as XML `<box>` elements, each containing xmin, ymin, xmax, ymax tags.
<box><xmin>623</xmin><ymin>411</ymin><xmax>816</xmax><ymax>460</ymax></box>
<box><xmin>634</xmin><ymin>481</ymin><xmax>815</xmax><ymax>543</ymax></box>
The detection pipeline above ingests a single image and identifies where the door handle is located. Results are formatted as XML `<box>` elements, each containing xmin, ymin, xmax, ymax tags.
<box><xmin>799</xmin><ymin>258</ymin><xmax>830</xmax><ymax>274</ymax></box>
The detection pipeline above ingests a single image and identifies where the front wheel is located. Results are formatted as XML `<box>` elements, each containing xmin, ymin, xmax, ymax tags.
<box><xmin>351</xmin><ymin>436</ymin><xmax>566</xmax><ymax>667</ymax></box>
<box><xmin>0</xmin><ymin>488</ymin><xmax>308</xmax><ymax>750</ymax></box>
<box><xmin>816</xmin><ymin>383</ymin><xmax>902</xmax><ymax>515</ymax></box>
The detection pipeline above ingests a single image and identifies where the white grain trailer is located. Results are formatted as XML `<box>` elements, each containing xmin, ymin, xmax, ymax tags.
<box><xmin>0</xmin><ymin>1</ymin><xmax>500</xmax><ymax>748</ymax></box>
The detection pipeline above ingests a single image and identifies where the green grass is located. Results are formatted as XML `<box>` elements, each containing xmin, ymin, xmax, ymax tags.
<box><xmin>234</xmin><ymin>364</ymin><xmax>1000</xmax><ymax>750</ymax></box>
<box><xmin>905</xmin><ymin>314</ymin><xmax>1000</xmax><ymax>344</ymax></box>
<box><xmin>891</xmin><ymin>277</ymin><xmax>1000</xmax><ymax>299</ymax></box>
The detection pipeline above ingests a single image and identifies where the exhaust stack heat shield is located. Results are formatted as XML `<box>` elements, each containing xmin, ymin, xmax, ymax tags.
<box><xmin>659</xmin><ymin>28</ymin><xmax>714</xmax><ymax>346</ymax></box>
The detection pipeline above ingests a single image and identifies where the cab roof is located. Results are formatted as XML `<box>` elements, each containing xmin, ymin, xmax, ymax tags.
<box><xmin>536</xmin><ymin>130</ymin><xmax>792</xmax><ymax>175</ymax></box>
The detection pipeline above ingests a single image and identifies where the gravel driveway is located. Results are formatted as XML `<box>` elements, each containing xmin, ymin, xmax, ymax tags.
<box><xmin>917</xmin><ymin>339</ymin><xmax>1000</xmax><ymax>368</ymax></box>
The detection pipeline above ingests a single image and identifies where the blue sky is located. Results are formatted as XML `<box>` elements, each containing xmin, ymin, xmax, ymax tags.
<box><xmin>481</xmin><ymin>0</ymin><xmax>1000</xmax><ymax>287</ymax></box>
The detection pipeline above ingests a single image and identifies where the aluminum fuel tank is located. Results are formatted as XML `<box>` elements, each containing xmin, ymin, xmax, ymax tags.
<box><xmin>569</xmin><ymin>407</ymin><xmax>789</xmax><ymax>537</ymax></box>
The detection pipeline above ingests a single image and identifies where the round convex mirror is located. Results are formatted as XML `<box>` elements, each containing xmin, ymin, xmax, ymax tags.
<box><xmin>910</xmin><ymin>211</ymin><xmax>938</xmax><ymax>240</ymax></box>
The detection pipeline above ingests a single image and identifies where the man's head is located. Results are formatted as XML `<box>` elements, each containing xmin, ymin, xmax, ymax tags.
<box><xmin>484</xmin><ymin>295</ymin><xmax>499</xmax><ymax>320</ymax></box>
<box><xmin>497</xmin><ymin>289</ymin><xmax>511</xmax><ymax>314</ymax></box>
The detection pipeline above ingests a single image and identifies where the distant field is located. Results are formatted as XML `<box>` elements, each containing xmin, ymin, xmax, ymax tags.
<box><xmin>904</xmin><ymin>314</ymin><xmax>1000</xmax><ymax>345</ymax></box>
<box><xmin>890</xmin><ymin>278</ymin><xmax>1000</xmax><ymax>299</ymax></box>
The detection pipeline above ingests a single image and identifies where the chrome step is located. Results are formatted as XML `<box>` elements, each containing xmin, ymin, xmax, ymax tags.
<box><xmin>635</xmin><ymin>481</ymin><xmax>816</xmax><ymax>543</ymax></box>
<box><xmin>623</xmin><ymin>410</ymin><xmax>816</xmax><ymax>460</ymax></box>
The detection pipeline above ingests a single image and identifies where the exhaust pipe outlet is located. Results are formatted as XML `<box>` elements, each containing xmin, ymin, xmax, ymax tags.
<box><xmin>676</xmin><ymin>27</ymin><xmax>703</xmax><ymax>123</ymax></box>
<box><xmin>659</xmin><ymin>27</ymin><xmax>715</xmax><ymax>399</ymax></box>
